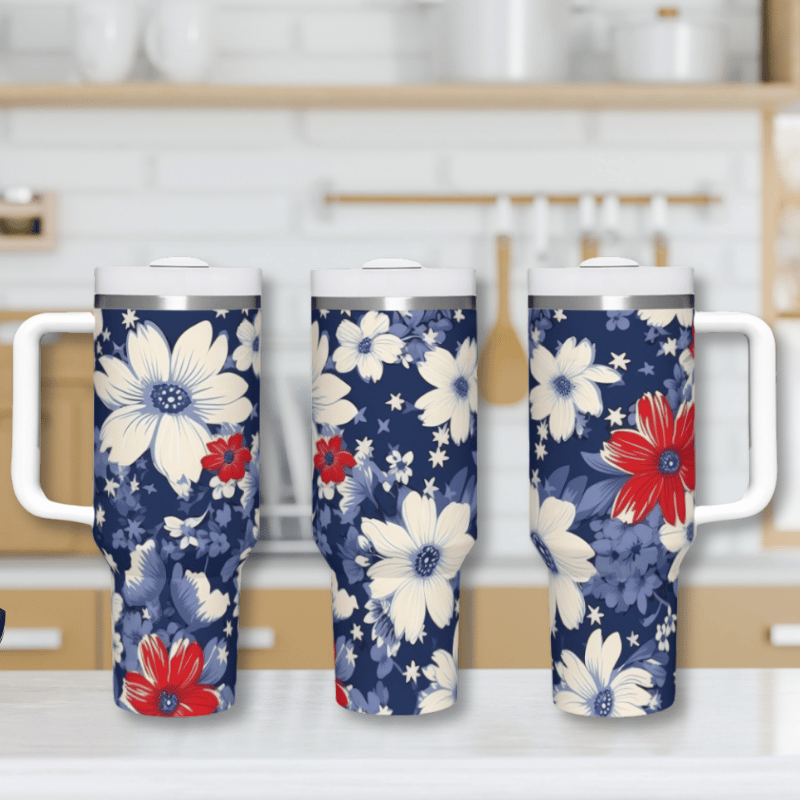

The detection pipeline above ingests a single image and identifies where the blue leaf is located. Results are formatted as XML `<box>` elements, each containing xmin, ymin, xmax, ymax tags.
<box><xmin>199</xmin><ymin>637</ymin><xmax>228</xmax><ymax>684</ymax></box>
<box><xmin>574</xmin><ymin>476</ymin><xmax>627</xmax><ymax>521</ymax></box>
<box><xmin>581</xmin><ymin>451</ymin><xmax>628</xmax><ymax>477</ymax></box>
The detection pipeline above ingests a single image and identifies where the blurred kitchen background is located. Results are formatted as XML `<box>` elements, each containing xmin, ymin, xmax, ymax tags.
<box><xmin>1</xmin><ymin>0</ymin><xmax>800</xmax><ymax>672</ymax></box>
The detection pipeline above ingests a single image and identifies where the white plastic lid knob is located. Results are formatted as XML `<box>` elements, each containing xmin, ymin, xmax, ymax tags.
<box><xmin>529</xmin><ymin>258</ymin><xmax>694</xmax><ymax>296</ymax></box>
<box><xmin>312</xmin><ymin>258</ymin><xmax>475</xmax><ymax>298</ymax></box>
<box><xmin>95</xmin><ymin>258</ymin><xmax>262</xmax><ymax>296</ymax></box>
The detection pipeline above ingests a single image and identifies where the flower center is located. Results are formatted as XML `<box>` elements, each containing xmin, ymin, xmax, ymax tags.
<box><xmin>453</xmin><ymin>376</ymin><xmax>469</xmax><ymax>398</ymax></box>
<box><xmin>658</xmin><ymin>449</ymin><xmax>680</xmax><ymax>475</ymax></box>
<box><xmin>552</xmin><ymin>375</ymin><xmax>573</xmax><ymax>398</ymax></box>
<box><xmin>158</xmin><ymin>690</ymin><xmax>179</xmax><ymax>714</ymax></box>
<box><xmin>358</xmin><ymin>337</ymin><xmax>372</xmax><ymax>354</ymax></box>
<box><xmin>324</xmin><ymin>451</ymin><xmax>335</xmax><ymax>466</ymax></box>
<box><xmin>531</xmin><ymin>531</ymin><xmax>558</xmax><ymax>574</ymax></box>
<box><xmin>414</xmin><ymin>545</ymin><xmax>440</xmax><ymax>577</ymax></box>
<box><xmin>686</xmin><ymin>522</ymin><xmax>695</xmax><ymax>543</ymax></box>
<box><xmin>150</xmin><ymin>383</ymin><xmax>191</xmax><ymax>414</ymax></box>
<box><xmin>593</xmin><ymin>688</ymin><xmax>614</xmax><ymax>717</ymax></box>
<box><xmin>252</xmin><ymin>335</ymin><xmax>260</xmax><ymax>353</ymax></box>
<box><xmin>223</xmin><ymin>450</ymin><xmax>235</xmax><ymax>464</ymax></box>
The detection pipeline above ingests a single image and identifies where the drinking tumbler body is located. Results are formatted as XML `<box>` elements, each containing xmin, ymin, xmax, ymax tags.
<box><xmin>311</xmin><ymin>260</ymin><xmax>477</xmax><ymax>715</ymax></box>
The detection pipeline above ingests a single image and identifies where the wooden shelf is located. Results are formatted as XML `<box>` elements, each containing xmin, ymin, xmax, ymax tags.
<box><xmin>0</xmin><ymin>81</ymin><xmax>797</xmax><ymax>110</ymax></box>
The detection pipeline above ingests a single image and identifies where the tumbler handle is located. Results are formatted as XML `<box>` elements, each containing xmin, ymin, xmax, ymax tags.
<box><xmin>694</xmin><ymin>311</ymin><xmax>777</xmax><ymax>526</ymax></box>
<box><xmin>11</xmin><ymin>312</ymin><xmax>95</xmax><ymax>526</ymax></box>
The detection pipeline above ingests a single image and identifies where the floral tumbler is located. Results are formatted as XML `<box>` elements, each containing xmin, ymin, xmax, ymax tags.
<box><xmin>12</xmin><ymin>257</ymin><xmax>262</xmax><ymax>716</ymax></box>
<box><xmin>528</xmin><ymin>257</ymin><xmax>776</xmax><ymax>717</ymax></box>
<box><xmin>311</xmin><ymin>258</ymin><xmax>477</xmax><ymax>715</ymax></box>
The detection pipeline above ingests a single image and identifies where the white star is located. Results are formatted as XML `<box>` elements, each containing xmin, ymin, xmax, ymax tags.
<box><xmin>121</xmin><ymin>309</ymin><xmax>139</xmax><ymax>329</ymax></box>
<box><xmin>386</xmin><ymin>393</ymin><xmax>404</xmax><ymax>411</ymax></box>
<box><xmin>104</xmin><ymin>478</ymin><xmax>120</xmax><ymax>497</ymax></box>
<box><xmin>101</xmin><ymin>328</ymin><xmax>111</xmax><ymax>342</ymax></box>
<box><xmin>423</xmin><ymin>477</ymin><xmax>438</xmax><ymax>497</ymax></box>
<box><xmin>429</xmin><ymin>448</ymin><xmax>449</xmax><ymax>468</ymax></box>
<box><xmin>350</xmin><ymin>624</ymin><xmax>363</xmax><ymax>642</ymax></box>
<box><xmin>214</xmin><ymin>309</ymin><xmax>229</xmax><ymax>318</ymax></box>
<box><xmin>531</xmin><ymin>469</ymin><xmax>540</xmax><ymax>488</ymax></box>
<box><xmin>129</xmin><ymin>476</ymin><xmax>140</xmax><ymax>493</ymax></box>
<box><xmin>218</xmin><ymin>643</ymin><xmax>229</xmax><ymax>665</ymax></box>
<box><xmin>403</xmin><ymin>661</ymin><xmax>420</xmax><ymax>683</ymax></box>
<box><xmin>535</xmin><ymin>441</ymin><xmax>548</xmax><ymax>460</ymax></box>
<box><xmin>340</xmin><ymin>310</ymin><xmax>351</xmax><ymax>317</ymax></box>
<box><xmin>432</xmin><ymin>425</ymin><xmax>450</xmax><ymax>447</ymax></box>
<box><xmin>241</xmin><ymin>308</ymin><xmax>251</xmax><ymax>316</ymax></box>
<box><xmin>587</xmin><ymin>605</ymin><xmax>604</xmax><ymax>626</ymax></box>
<box><xmin>96</xmin><ymin>341</ymin><xmax>102</xmax><ymax>354</ymax></box>
<box><xmin>224</xmin><ymin>620</ymin><xmax>233</xmax><ymax>637</ymax></box>
<box><xmin>661</xmin><ymin>338</ymin><xmax>678</xmax><ymax>357</ymax></box>
<box><xmin>95</xmin><ymin>505</ymin><xmax>105</xmax><ymax>527</ymax></box>
<box><xmin>609</xmin><ymin>352</ymin><xmax>630</xmax><ymax>370</ymax></box>
<box><xmin>345</xmin><ymin>645</ymin><xmax>357</xmax><ymax>667</ymax></box>
<box><xmin>418</xmin><ymin>626</ymin><xmax>427</xmax><ymax>642</ymax></box>
<box><xmin>377</xmin><ymin>705</ymin><xmax>393</xmax><ymax>715</ymax></box>
<box><xmin>453</xmin><ymin>309</ymin><xmax>465</xmax><ymax>322</ymax></box>
<box><xmin>531</xmin><ymin>327</ymin><xmax>543</xmax><ymax>344</ymax></box>
<box><xmin>605</xmin><ymin>407</ymin><xmax>625</xmax><ymax>426</ymax></box>
<box><xmin>142</xmin><ymin>608</ymin><xmax>151</xmax><ymax>620</ymax></box>
<box><xmin>627</xmin><ymin>632</ymin><xmax>640</xmax><ymax>647</ymax></box>
<box><xmin>318</xmin><ymin>309</ymin><xmax>329</xmax><ymax>318</ymax></box>
<box><xmin>422</xmin><ymin>327</ymin><xmax>439</xmax><ymax>346</ymax></box>
<box><xmin>553</xmin><ymin>309</ymin><xmax>567</xmax><ymax>322</ymax></box>
<box><xmin>537</xmin><ymin>421</ymin><xmax>549</xmax><ymax>440</ymax></box>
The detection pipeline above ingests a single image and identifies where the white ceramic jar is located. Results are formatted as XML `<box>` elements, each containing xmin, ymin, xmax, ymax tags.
<box><xmin>440</xmin><ymin>0</ymin><xmax>569</xmax><ymax>82</ymax></box>
<box><xmin>612</xmin><ymin>7</ymin><xmax>728</xmax><ymax>83</ymax></box>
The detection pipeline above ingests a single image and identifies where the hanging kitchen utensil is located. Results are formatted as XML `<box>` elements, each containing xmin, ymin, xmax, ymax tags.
<box><xmin>580</xmin><ymin>194</ymin><xmax>599</xmax><ymax>262</ymax></box>
<box><xmin>479</xmin><ymin>196</ymin><xmax>527</xmax><ymax>405</ymax></box>
<box><xmin>651</xmin><ymin>193</ymin><xmax>669</xmax><ymax>267</ymax></box>
<box><xmin>533</xmin><ymin>194</ymin><xmax>550</xmax><ymax>266</ymax></box>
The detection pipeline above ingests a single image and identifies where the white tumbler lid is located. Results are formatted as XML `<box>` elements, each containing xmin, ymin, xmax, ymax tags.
<box><xmin>312</xmin><ymin>258</ymin><xmax>476</xmax><ymax>298</ymax></box>
<box><xmin>529</xmin><ymin>257</ymin><xmax>694</xmax><ymax>297</ymax></box>
<box><xmin>96</xmin><ymin>257</ymin><xmax>262</xmax><ymax>297</ymax></box>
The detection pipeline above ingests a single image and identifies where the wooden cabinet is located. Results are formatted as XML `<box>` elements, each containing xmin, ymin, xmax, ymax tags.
<box><xmin>0</xmin><ymin>589</ymin><xmax>101</xmax><ymax>670</ymax></box>
<box><xmin>13</xmin><ymin>585</ymin><xmax>800</xmax><ymax>671</ymax></box>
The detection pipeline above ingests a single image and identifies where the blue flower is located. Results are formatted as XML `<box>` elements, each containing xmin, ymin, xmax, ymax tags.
<box><xmin>122</xmin><ymin>539</ymin><xmax>167</xmax><ymax>619</ymax></box>
<box><xmin>121</xmin><ymin>611</ymin><xmax>152</xmax><ymax>672</ymax></box>
<box><xmin>170</xmin><ymin>563</ymin><xmax>231</xmax><ymax>631</ymax></box>
<box><xmin>606</xmin><ymin>310</ymin><xmax>634</xmax><ymax>331</ymax></box>
<box><xmin>335</xmin><ymin>635</ymin><xmax>357</xmax><ymax>683</ymax></box>
<box><xmin>348</xmin><ymin>681</ymin><xmax>390</xmax><ymax>714</ymax></box>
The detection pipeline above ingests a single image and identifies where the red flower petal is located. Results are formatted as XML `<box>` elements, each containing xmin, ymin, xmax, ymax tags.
<box><xmin>174</xmin><ymin>685</ymin><xmax>221</xmax><ymax>717</ymax></box>
<box><xmin>139</xmin><ymin>634</ymin><xmax>170</xmax><ymax>688</ymax></box>
<box><xmin>604</xmin><ymin>430</ymin><xmax>659</xmax><ymax>473</ymax></box>
<box><xmin>124</xmin><ymin>672</ymin><xmax>161</xmax><ymax>715</ymax></box>
<box><xmin>335</xmin><ymin>680</ymin><xmax>348</xmax><ymax>708</ymax></box>
<box><xmin>228</xmin><ymin>432</ymin><xmax>244</xmax><ymax>451</ymax></box>
<box><xmin>167</xmin><ymin>639</ymin><xmax>204</xmax><ymax>690</ymax></box>
<box><xmin>338</xmin><ymin>451</ymin><xmax>357</xmax><ymax>469</ymax></box>
<box><xmin>201</xmin><ymin>453</ymin><xmax>224</xmax><ymax>471</ymax></box>
<box><xmin>612</xmin><ymin>472</ymin><xmax>663</xmax><ymax>525</ymax></box>
<box><xmin>328</xmin><ymin>435</ymin><xmax>343</xmax><ymax>453</ymax></box>
<box><xmin>659</xmin><ymin>475</ymin><xmax>686</xmax><ymax>526</ymax></box>
<box><xmin>637</xmin><ymin>392</ymin><xmax>674</xmax><ymax>451</ymax></box>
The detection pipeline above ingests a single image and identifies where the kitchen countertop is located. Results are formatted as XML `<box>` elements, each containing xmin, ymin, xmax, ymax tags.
<box><xmin>4</xmin><ymin>550</ymin><xmax>800</xmax><ymax>589</ymax></box>
<box><xmin>1</xmin><ymin>669</ymin><xmax>800</xmax><ymax>798</ymax></box>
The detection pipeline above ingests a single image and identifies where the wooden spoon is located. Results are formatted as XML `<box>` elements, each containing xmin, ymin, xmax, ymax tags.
<box><xmin>478</xmin><ymin>233</ymin><xmax>528</xmax><ymax>404</ymax></box>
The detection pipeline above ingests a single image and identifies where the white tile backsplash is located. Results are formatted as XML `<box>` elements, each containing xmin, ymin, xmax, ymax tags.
<box><xmin>0</xmin><ymin>0</ymin><xmax>768</xmax><ymax>558</ymax></box>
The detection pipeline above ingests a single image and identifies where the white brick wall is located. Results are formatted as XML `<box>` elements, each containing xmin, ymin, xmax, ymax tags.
<box><xmin>0</xmin><ymin>1</ymin><xmax>766</xmax><ymax>560</ymax></box>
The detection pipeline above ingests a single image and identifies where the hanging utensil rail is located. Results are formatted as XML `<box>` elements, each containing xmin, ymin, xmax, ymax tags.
<box><xmin>325</xmin><ymin>193</ymin><xmax>720</xmax><ymax>206</ymax></box>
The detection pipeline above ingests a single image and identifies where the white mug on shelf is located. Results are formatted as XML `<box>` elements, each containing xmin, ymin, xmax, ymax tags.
<box><xmin>145</xmin><ymin>0</ymin><xmax>217</xmax><ymax>83</ymax></box>
<box><xmin>75</xmin><ymin>1</ymin><xmax>141</xmax><ymax>84</ymax></box>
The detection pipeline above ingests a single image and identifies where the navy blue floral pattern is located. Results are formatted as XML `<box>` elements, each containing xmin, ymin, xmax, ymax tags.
<box><xmin>529</xmin><ymin>305</ymin><xmax>695</xmax><ymax>716</ymax></box>
<box><xmin>312</xmin><ymin>305</ymin><xmax>477</xmax><ymax>715</ymax></box>
<box><xmin>93</xmin><ymin>307</ymin><xmax>260</xmax><ymax>716</ymax></box>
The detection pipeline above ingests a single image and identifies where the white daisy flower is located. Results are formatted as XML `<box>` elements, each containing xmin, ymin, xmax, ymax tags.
<box><xmin>317</xmin><ymin>474</ymin><xmax>335</xmax><ymax>501</ymax></box>
<box><xmin>555</xmin><ymin>629</ymin><xmax>653</xmax><ymax>717</ymax></box>
<box><xmin>164</xmin><ymin>511</ymin><xmax>207</xmax><ymax>550</ymax></box>
<box><xmin>210</xmin><ymin>474</ymin><xmax>237</xmax><ymax>500</ymax></box>
<box><xmin>94</xmin><ymin>321</ymin><xmax>252</xmax><ymax>494</ymax></box>
<box><xmin>659</xmin><ymin>490</ymin><xmax>695</xmax><ymax>582</ymax></box>
<box><xmin>418</xmin><ymin>649</ymin><xmax>458</xmax><ymax>715</ymax></box>
<box><xmin>332</xmin><ymin>311</ymin><xmax>404</xmax><ymax>382</ymax></box>
<box><xmin>530</xmin><ymin>337</ymin><xmax>621</xmax><ymax>442</ymax></box>
<box><xmin>386</xmin><ymin>449</ymin><xmax>413</xmax><ymax>485</ymax></box>
<box><xmin>362</xmin><ymin>491</ymin><xmax>474</xmax><ymax>645</ymax></box>
<box><xmin>415</xmin><ymin>339</ymin><xmax>478</xmax><ymax>446</ymax></box>
<box><xmin>530</xmin><ymin>486</ymin><xmax>596</xmax><ymax>632</ymax></box>
<box><xmin>312</xmin><ymin>321</ymin><xmax>358</xmax><ymax>428</ymax></box>
<box><xmin>233</xmin><ymin>310</ymin><xmax>261</xmax><ymax>377</ymax></box>
<box><xmin>637</xmin><ymin>308</ymin><xmax>694</xmax><ymax>328</ymax></box>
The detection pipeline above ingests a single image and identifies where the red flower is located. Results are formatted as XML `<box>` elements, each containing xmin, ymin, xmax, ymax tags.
<box><xmin>314</xmin><ymin>436</ymin><xmax>356</xmax><ymax>484</ymax></box>
<box><xmin>601</xmin><ymin>392</ymin><xmax>694</xmax><ymax>526</ymax></box>
<box><xmin>123</xmin><ymin>634</ymin><xmax>220</xmax><ymax>717</ymax></box>
<box><xmin>334</xmin><ymin>642</ymin><xmax>349</xmax><ymax>708</ymax></box>
<box><xmin>201</xmin><ymin>432</ymin><xmax>252</xmax><ymax>482</ymax></box>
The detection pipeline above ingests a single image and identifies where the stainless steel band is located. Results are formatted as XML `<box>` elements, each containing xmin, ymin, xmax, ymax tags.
<box><xmin>313</xmin><ymin>295</ymin><xmax>476</xmax><ymax>312</ymax></box>
<box><xmin>95</xmin><ymin>295</ymin><xmax>261</xmax><ymax>311</ymax></box>
<box><xmin>529</xmin><ymin>294</ymin><xmax>694</xmax><ymax>311</ymax></box>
